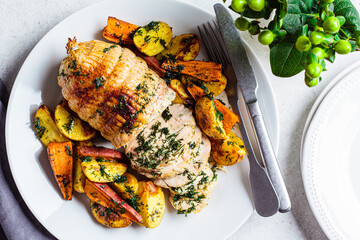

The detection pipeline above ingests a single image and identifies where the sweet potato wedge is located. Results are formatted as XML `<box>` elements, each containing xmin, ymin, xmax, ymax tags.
<box><xmin>84</xmin><ymin>180</ymin><xmax>143</xmax><ymax>224</ymax></box>
<box><xmin>77</xmin><ymin>146</ymin><xmax>126</xmax><ymax>161</ymax></box>
<box><xmin>33</xmin><ymin>105</ymin><xmax>68</xmax><ymax>146</ymax></box>
<box><xmin>157</xmin><ymin>33</ymin><xmax>200</xmax><ymax>61</ymax></box>
<box><xmin>47</xmin><ymin>141</ymin><xmax>73</xmax><ymax>200</ymax></box>
<box><xmin>91</xmin><ymin>201</ymin><xmax>132</xmax><ymax>228</ymax></box>
<box><xmin>181</xmin><ymin>74</ymin><xmax>227</xmax><ymax>96</ymax></box>
<box><xmin>161</xmin><ymin>60</ymin><xmax>222</xmax><ymax>82</ymax></box>
<box><xmin>133</xmin><ymin>21</ymin><xmax>173</xmax><ymax>56</ymax></box>
<box><xmin>73</xmin><ymin>141</ymin><xmax>93</xmax><ymax>193</ymax></box>
<box><xmin>103</xmin><ymin>17</ymin><xmax>138</xmax><ymax>45</ymax></box>
<box><xmin>81</xmin><ymin>157</ymin><xmax>127</xmax><ymax>183</ymax></box>
<box><xmin>187</xmin><ymin>83</ymin><xmax>240</xmax><ymax>134</ymax></box>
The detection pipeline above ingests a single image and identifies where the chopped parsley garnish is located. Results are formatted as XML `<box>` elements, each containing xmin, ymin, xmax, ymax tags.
<box><xmin>93</xmin><ymin>76</ymin><xmax>105</xmax><ymax>89</ymax></box>
<box><xmin>103</xmin><ymin>45</ymin><xmax>117</xmax><ymax>53</ymax></box>
<box><xmin>113</xmin><ymin>175</ymin><xmax>128</xmax><ymax>184</ymax></box>
<box><xmin>33</xmin><ymin>117</ymin><xmax>45</xmax><ymax>138</ymax></box>
<box><xmin>80</xmin><ymin>156</ymin><xmax>92</xmax><ymax>162</ymax></box>
<box><xmin>62</xmin><ymin>115</ymin><xmax>74</xmax><ymax>133</ymax></box>
<box><xmin>161</xmin><ymin>107</ymin><xmax>172</xmax><ymax>122</ymax></box>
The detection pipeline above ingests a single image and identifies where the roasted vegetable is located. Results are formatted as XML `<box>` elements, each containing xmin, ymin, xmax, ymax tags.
<box><xmin>85</xmin><ymin>180</ymin><xmax>143</xmax><ymax>224</ymax></box>
<box><xmin>133</xmin><ymin>21</ymin><xmax>173</xmax><ymax>56</ymax></box>
<box><xmin>157</xmin><ymin>33</ymin><xmax>200</xmax><ymax>61</ymax></box>
<box><xmin>110</xmin><ymin>173</ymin><xmax>139</xmax><ymax>200</ymax></box>
<box><xmin>33</xmin><ymin>105</ymin><xmax>68</xmax><ymax>146</ymax></box>
<box><xmin>55</xmin><ymin>100</ymin><xmax>96</xmax><ymax>141</ymax></box>
<box><xmin>47</xmin><ymin>141</ymin><xmax>73</xmax><ymax>200</ymax></box>
<box><xmin>102</xmin><ymin>17</ymin><xmax>139</xmax><ymax>45</ymax></box>
<box><xmin>137</xmin><ymin>181</ymin><xmax>165</xmax><ymax>228</ymax></box>
<box><xmin>181</xmin><ymin>74</ymin><xmax>227</xmax><ymax>96</ymax></box>
<box><xmin>161</xmin><ymin>60</ymin><xmax>222</xmax><ymax>82</ymax></box>
<box><xmin>81</xmin><ymin>157</ymin><xmax>127</xmax><ymax>183</ymax></box>
<box><xmin>169</xmin><ymin>79</ymin><xmax>193</xmax><ymax>105</ymax></box>
<box><xmin>211</xmin><ymin>131</ymin><xmax>246</xmax><ymax>166</ymax></box>
<box><xmin>77</xmin><ymin>146</ymin><xmax>126</xmax><ymax>160</ymax></box>
<box><xmin>187</xmin><ymin>83</ymin><xmax>239</xmax><ymax>134</ymax></box>
<box><xmin>91</xmin><ymin>201</ymin><xmax>132</xmax><ymax>228</ymax></box>
<box><xmin>195</xmin><ymin>96</ymin><xmax>227</xmax><ymax>140</ymax></box>
<box><xmin>73</xmin><ymin>141</ymin><xmax>93</xmax><ymax>193</ymax></box>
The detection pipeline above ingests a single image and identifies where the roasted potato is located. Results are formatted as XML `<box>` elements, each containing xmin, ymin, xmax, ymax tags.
<box><xmin>73</xmin><ymin>141</ymin><xmax>93</xmax><ymax>193</ymax></box>
<box><xmin>195</xmin><ymin>96</ymin><xmax>227</xmax><ymax>140</ymax></box>
<box><xmin>33</xmin><ymin>105</ymin><xmax>68</xmax><ymax>146</ymax></box>
<box><xmin>47</xmin><ymin>141</ymin><xmax>73</xmax><ymax>200</ymax></box>
<box><xmin>157</xmin><ymin>33</ymin><xmax>200</xmax><ymax>61</ymax></box>
<box><xmin>211</xmin><ymin>131</ymin><xmax>246</xmax><ymax>166</ymax></box>
<box><xmin>181</xmin><ymin>74</ymin><xmax>227</xmax><ymax>96</ymax></box>
<box><xmin>55</xmin><ymin>100</ymin><xmax>96</xmax><ymax>141</ymax></box>
<box><xmin>169</xmin><ymin>79</ymin><xmax>193</xmax><ymax>105</ymax></box>
<box><xmin>90</xmin><ymin>201</ymin><xmax>132</xmax><ymax>228</ymax></box>
<box><xmin>133</xmin><ymin>21</ymin><xmax>173</xmax><ymax>56</ymax></box>
<box><xmin>137</xmin><ymin>181</ymin><xmax>165</xmax><ymax>228</ymax></box>
<box><xmin>110</xmin><ymin>173</ymin><xmax>139</xmax><ymax>199</ymax></box>
<box><xmin>81</xmin><ymin>157</ymin><xmax>127</xmax><ymax>183</ymax></box>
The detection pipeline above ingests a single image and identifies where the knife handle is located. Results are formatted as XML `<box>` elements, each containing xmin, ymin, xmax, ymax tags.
<box><xmin>247</xmin><ymin>102</ymin><xmax>291</xmax><ymax>213</ymax></box>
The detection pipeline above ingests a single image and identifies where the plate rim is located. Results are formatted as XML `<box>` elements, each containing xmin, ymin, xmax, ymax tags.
<box><xmin>5</xmin><ymin>0</ymin><xmax>279</xmax><ymax>239</ymax></box>
<box><xmin>301</xmin><ymin>62</ymin><xmax>360</xmax><ymax>239</ymax></box>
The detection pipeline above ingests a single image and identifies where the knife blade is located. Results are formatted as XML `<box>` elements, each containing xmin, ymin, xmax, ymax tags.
<box><xmin>214</xmin><ymin>3</ymin><xmax>291</xmax><ymax>213</ymax></box>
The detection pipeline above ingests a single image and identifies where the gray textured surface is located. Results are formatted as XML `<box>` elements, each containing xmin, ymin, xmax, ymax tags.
<box><xmin>1</xmin><ymin>0</ymin><xmax>360</xmax><ymax>239</ymax></box>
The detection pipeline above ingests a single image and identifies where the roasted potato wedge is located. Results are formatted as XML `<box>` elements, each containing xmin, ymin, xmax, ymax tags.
<box><xmin>110</xmin><ymin>173</ymin><xmax>139</xmax><ymax>199</ymax></box>
<box><xmin>161</xmin><ymin>59</ymin><xmax>222</xmax><ymax>82</ymax></box>
<box><xmin>33</xmin><ymin>105</ymin><xmax>68</xmax><ymax>146</ymax></box>
<box><xmin>157</xmin><ymin>33</ymin><xmax>200</xmax><ymax>61</ymax></box>
<box><xmin>81</xmin><ymin>157</ymin><xmax>127</xmax><ymax>183</ymax></box>
<box><xmin>133</xmin><ymin>21</ymin><xmax>173</xmax><ymax>56</ymax></box>
<box><xmin>181</xmin><ymin>74</ymin><xmax>227</xmax><ymax>96</ymax></box>
<box><xmin>195</xmin><ymin>96</ymin><xmax>227</xmax><ymax>140</ymax></box>
<box><xmin>91</xmin><ymin>201</ymin><xmax>132</xmax><ymax>228</ymax></box>
<box><xmin>137</xmin><ymin>181</ymin><xmax>165</xmax><ymax>228</ymax></box>
<box><xmin>73</xmin><ymin>141</ymin><xmax>93</xmax><ymax>193</ymax></box>
<box><xmin>85</xmin><ymin>180</ymin><xmax>143</xmax><ymax>224</ymax></box>
<box><xmin>211</xmin><ymin>131</ymin><xmax>246</xmax><ymax>166</ymax></box>
<box><xmin>55</xmin><ymin>100</ymin><xmax>96</xmax><ymax>141</ymax></box>
<box><xmin>169</xmin><ymin>79</ymin><xmax>193</xmax><ymax>105</ymax></box>
<box><xmin>47</xmin><ymin>141</ymin><xmax>73</xmax><ymax>200</ymax></box>
<box><xmin>103</xmin><ymin>16</ymin><xmax>139</xmax><ymax>45</ymax></box>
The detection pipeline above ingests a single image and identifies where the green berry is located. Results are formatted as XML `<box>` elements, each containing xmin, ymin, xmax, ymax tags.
<box><xmin>305</xmin><ymin>77</ymin><xmax>319</xmax><ymax>87</ymax></box>
<box><xmin>334</xmin><ymin>40</ymin><xmax>352</xmax><ymax>54</ymax></box>
<box><xmin>323</xmin><ymin>16</ymin><xmax>341</xmax><ymax>34</ymax></box>
<box><xmin>235</xmin><ymin>17</ymin><xmax>250</xmax><ymax>31</ymax></box>
<box><xmin>296</xmin><ymin>36</ymin><xmax>311</xmax><ymax>52</ymax></box>
<box><xmin>258</xmin><ymin>30</ymin><xmax>274</xmax><ymax>45</ymax></box>
<box><xmin>248</xmin><ymin>22</ymin><xmax>260</xmax><ymax>35</ymax></box>
<box><xmin>322</xmin><ymin>0</ymin><xmax>334</xmax><ymax>3</ymax></box>
<box><xmin>311</xmin><ymin>47</ymin><xmax>326</xmax><ymax>59</ymax></box>
<box><xmin>309</xmin><ymin>31</ymin><xmax>324</xmax><ymax>45</ymax></box>
<box><xmin>231</xmin><ymin>0</ymin><xmax>248</xmax><ymax>12</ymax></box>
<box><xmin>248</xmin><ymin>0</ymin><xmax>265</xmax><ymax>12</ymax></box>
<box><xmin>306</xmin><ymin>63</ymin><xmax>322</xmax><ymax>78</ymax></box>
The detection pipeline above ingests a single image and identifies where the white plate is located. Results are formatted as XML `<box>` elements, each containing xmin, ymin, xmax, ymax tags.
<box><xmin>302</xmin><ymin>63</ymin><xmax>360</xmax><ymax>240</ymax></box>
<box><xmin>5</xmin><ymin>0</ymin><xmax>279</xmax><ymax>239</ymax></box>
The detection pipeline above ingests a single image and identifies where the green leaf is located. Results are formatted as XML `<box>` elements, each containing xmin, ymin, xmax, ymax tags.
<box><xmin>242</xmin><ymin>6</ymin><xmax>274</xmax><ymax>19</ymax></box>
<box><xmin>333</xmin><ymin>0</ymin><xmax>360</xmax><ymax>34</ymax></box>
<box><xmin>307</xmin><ymin>52</ymin><xmax>318</xmax><ymax>63</ymax></box>
<box><xmin>270</xmin><ymin>36</ymin><xmax>309</xmax><ymax>77</ymax></box>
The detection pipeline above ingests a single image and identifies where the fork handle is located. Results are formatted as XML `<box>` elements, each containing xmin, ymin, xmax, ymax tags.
<box><xmin>247</xmin><ymin>101</ymin><xmax>291</xmax><ymax>213</ymax></box>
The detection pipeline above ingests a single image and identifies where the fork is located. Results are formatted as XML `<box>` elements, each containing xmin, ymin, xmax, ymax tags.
<box><xmin>198</xmin><ymin>22</ymin><xmax>280</xmax><ymax>217</ymax></box>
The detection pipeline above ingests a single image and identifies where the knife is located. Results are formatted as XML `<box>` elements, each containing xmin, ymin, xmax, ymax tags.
<box><xmin>214</xmin><ymin>3</ymin><xmax>291</xmax><ymax>213</ymax></box>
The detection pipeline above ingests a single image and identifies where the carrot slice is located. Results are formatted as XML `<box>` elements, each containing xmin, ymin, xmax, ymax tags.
<box><xmin>103</xmin><ymin>17</ymin><xmax>138</xmax><ymax>45</ymax></box>
<box><xmin>47</xmin><ymin>141</ymin><xmax>73</xmax><ymax>200</ymax></box>
<box><xmin>161</xmin><ymin>59</ymin><xmax>222</xmax><ymax>82</ymax></box>
<box><xmin>84</xmin><ymin>180</ymin><xmax>143</xmax><ymax>224</ymax></box>
<box><xmin>77</xmin><ymin>146</ymin><xmax>126</xmax><ymax>161</ymax></box>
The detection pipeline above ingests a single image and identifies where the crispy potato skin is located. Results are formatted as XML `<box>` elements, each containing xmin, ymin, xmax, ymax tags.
<box><xmin>195</xmin><ymin>96</ymin><xmax>226</xmax><ymax>140</ymax></box>
<box><xmin>133</xmin><ymin>21</ymin><xmax>173</xmax><ymax>56</ymax></box>
<box><xmin>211</xmin><ymin>131</ymin><xmax>246</xmax><ymax>166</ymax></box>
<box><xmin>90</xmin><ymin>201</ymin><xmax>132</xmax><ymax>228</ymax></box>
<box><xmin>34</xmin><ymin>105</ymin><xmax>68</xmax><ymax>146</ymax></box>
<box><xmin>81</xmin><ymin>158</ymin><xmax>127</xmax><ymax>183</ymax></box>
<box><xmin>55</xmin><ymin>100</ymin><xmax>96</xmax><ymax>141</ymax></box>
<box><xmin>137</xmin><ymin>181</ymin><xmax>165</xmax><ymax>228</ymax></box>
<box><xmin>158</xmin><ymin>33</ymin><xmax>200</xmax><ymax>61</ymax></box>
<box><xmin>47</xmin><ymin>141</ymin><xmax>73</xmax><ymax>200</ymax></box>
<box><xmin>110</xmin><ymin>173</ymin><xmax>139</xmax><ymax>199</ymax></box>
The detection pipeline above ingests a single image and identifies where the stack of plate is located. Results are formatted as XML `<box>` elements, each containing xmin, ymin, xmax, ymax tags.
<box><xmin>301</xmin><ymin>61</ymin><xmax>360</xmax><ymax>240</ymax></box>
